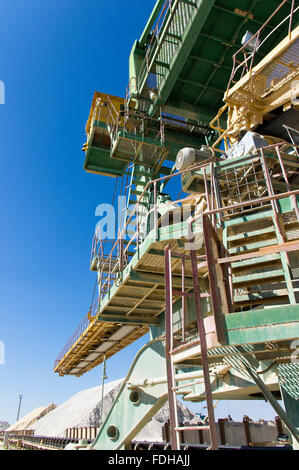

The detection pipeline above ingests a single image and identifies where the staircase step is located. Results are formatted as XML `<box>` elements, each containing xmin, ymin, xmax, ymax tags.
<box><xmin>154</xmin><ymin>60</ymin><xmax>170</xmax><ymax>69</ymax></box>
<box><xmin>129</xmin><ymin>199</ymin><xmax>148</xmax><ymax>207</ymax></box>
<box><xmin>231</xmin><ymin>254</ymin><xmax>281</xmax><ymax>270</ymax></box>
<box><xmin>227</xmin><ymin>226</ymin><xmax>275</xmax><ymax>242</ymax></box>
<box><xmin>133</xmin><ymin>169</ymin><xmax>153</xmax><ymax>177</ymax></box>
<box><xmin>224</xmin><ymin>210</ymin><xmax>273</xmax><ymax>228</ymax></box>
<box><xmin>130</xmin><ymin>190</ymin><xmax>149</xmax><ymax>198</ymax></box>
<box><xmin>233</xmin><ymin>269</ymin><xmax>285</xmax><ymax>287</ymax></box>
<box><xmin>228</xmin><ymin>238</ymin><xmax>278</xmax><ymax>255</ymax></box>
<box><xmin>132</xmin><ymin>179</ymin><xmax>150</xmax><ymax>185</ymax></box>
<box><xmin>234</xmin><ymin>289</ymin><xmax>289</xmax><ymax>304</ymax></box>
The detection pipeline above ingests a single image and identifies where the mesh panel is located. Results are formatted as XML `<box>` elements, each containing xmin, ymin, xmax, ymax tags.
<box><xmin>244</xmin><ymin>39</ymin><xmax>299</xmax><ymax>98</ymax></box>
<box><xmin>229</xmin><ymin>38</ymin><xmax>299</xmax><ymax>106</ymax></box>
<box><xmin>277</xmin><ymin>363</ymin><xmax>299</xmax><ymax>400</ymax></box>
<box><xmin>289</xmin><ymin>251</ymin><xmax>299</xmax><ymax>280</ymax></box>
<box><xmin>216</xmin><ymin>157</ymin><xmax>271</xmax><ymax>216</ymax></box>
<box><xmin>228</xmin><ymin>217</ymin><xmax>273</xmax><ymax>236</ymax></box>
<box><xmin>282</xmin><ymin>212</ymin><xmax>298</xmax><ymax>224</ymax></box>
<box><xmin>286</xmin><ymin>228</ymin><xmax>299</xmax><ymax>241</ymax></box>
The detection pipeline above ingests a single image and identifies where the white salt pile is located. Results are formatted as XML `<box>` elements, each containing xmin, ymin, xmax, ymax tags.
<box><xmin>7</xmin><ymin>404</ymin><xmax>56</xmax><ymax>432</ymax></box>
<box><xmin>31</xmin><ymin>378</ymin><xmax>123</xmax><ymax>437</ymax></box>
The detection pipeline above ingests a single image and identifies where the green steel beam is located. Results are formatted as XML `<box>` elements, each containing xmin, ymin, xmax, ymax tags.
<box><xmin>188</xmin><ymin>54</ymin><xmax>232</xmax><ymax>71</ymax></box>
<box><xmin>90</xmin><ymin>339</ymin><xmax>168</xmax><ymax>450</ymax></box>
<box><xmin>129</xmin><ymin>41</ymin><xmax>145</xmax><ymax>97</ymax></box>
<box><xmin>163</xmin><ymin>99</ymin><xmax>223</xmax><ymax>125</ymax></box>
<box><xmin>197</xmin><ymin>31</ymin><xmax>239</xmax><ymax>48</ymax></box>
<box><xmin>213</xmin><ymin>3</ymin><xmax>287</xmax><ymax>32</ymax></box>
<box><xmin>177</xmin><ymin>77</ymin><xmax>224</xmax><ymax>94</ymax></box>
<box><xmin>193</xmin><ymin>0</ymin><xmax>257</xmax><ymax>107</ymax></box>
<box><xmin>225</xmin><ymin>305</ymin><xmax>299</xmax><ymax>345</ymax></box>
<box><xmin>151</xmin><ymin>0</ymin><xmax>216</xmax><ymax>113</ymax></box>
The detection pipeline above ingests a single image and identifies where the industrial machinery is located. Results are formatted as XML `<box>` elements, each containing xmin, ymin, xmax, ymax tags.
<box><xmin>54</xmin><ymin>0</ymin><xmax>299</xmax><ymax>450</ymax></box>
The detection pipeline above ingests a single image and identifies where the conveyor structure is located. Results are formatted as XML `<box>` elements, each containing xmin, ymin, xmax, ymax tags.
<box><xmin>54</xmin><ymin>0</ymin><xmax>299</xmax><ymax>450</ymax></box>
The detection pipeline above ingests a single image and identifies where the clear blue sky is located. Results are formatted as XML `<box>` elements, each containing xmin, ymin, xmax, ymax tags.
<box><xmin>0</xmin><ymin>0</ymin><xmax>277</xmax><ymax>426</ymax></box>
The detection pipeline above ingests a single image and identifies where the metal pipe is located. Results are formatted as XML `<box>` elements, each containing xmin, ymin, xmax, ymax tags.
<box><xmin>128</xmin><ymin>369</ymin><xmax>207</xmax><ymax>388</ymax></box>
<box><xmin>175</xmin><ymin>425</ymin><xmax>210</xmax><ymax>432</ymax></box>
<box><xmin>99</xmin><ymin>355</ymin><xmax>107</xmax><ymax>427</ymax></box>
<box><xmin>16</xmin><ymin>394</ymin><xmax>23</xmax><ymax>422</ymax></box>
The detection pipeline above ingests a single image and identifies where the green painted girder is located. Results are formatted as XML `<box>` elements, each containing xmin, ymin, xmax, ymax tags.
<box><xmin>162</xmin><ymin>99</ymin><xmax>224</xmax><ymax>126</ymax></box>
<box><xmin>147</xmin><ymin>0</ymin><xmax>216</xmax><ymax>116</ymax></box>
<box><xmin>224</xmin><ymin>305</ymin><xmax>299</xmax><ymax>345</ymax></box>
<box><xmin>152</xmin><ymin>292</ymin><xmax>299</xmax><ymax>354</ymax></box>
<box><xmin>90</xmin><ymin>339</ymin><xmax>168</xmax><ymax>450</ymax></box>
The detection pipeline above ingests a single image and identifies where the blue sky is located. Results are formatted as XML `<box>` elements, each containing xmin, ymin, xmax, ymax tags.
<box><xmin>0</xmin><ymin>0</ymin><xmax>278</xmax><ymax>426</ymax></box>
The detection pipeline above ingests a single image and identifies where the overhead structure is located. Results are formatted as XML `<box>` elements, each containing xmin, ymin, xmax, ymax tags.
<box><xmin>54</xmin><ymin>0</ymin><xmax>299</xmax><ymax>451</ymax></box>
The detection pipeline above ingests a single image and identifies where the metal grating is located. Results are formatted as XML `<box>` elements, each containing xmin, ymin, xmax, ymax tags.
<box><xmin>243</xmin><ymin>39</ymin><xmax>299</xmax><ymax>99</ymax></box>
<box><xmin>216</xmin><ymin>158</ymin><xmax>269</xmax><ymax>215</ymax></box>
<box><xmin>277</xmin><ymin>363</ymin><xmax>299</xmax><ymax>399</ymax></box>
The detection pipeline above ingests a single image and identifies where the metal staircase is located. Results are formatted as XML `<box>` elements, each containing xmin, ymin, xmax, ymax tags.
<box><xmin>216</xmin><ymin>146</ymin><xmax>299</xmax><ymax>312</ymax></box>
<box><xmin>125</xmin><ymin>165</ymin><xmax>152</xmax><ymax>245</ymax></box>
<box><xmin>226</xmin><ymin>211</ymin><xmax>298</xmax><ymax>311</ymax></box>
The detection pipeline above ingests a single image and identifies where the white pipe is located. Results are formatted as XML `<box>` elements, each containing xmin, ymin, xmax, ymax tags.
<box><xmin>127</xmin><ymin>370</ymin><xmax>205</xmax><ymax>388</ymax></box>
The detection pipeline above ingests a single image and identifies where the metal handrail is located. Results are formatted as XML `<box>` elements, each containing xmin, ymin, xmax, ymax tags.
<box><xmin>54</xmin><ymin>314</ymin><xmax>91</xmax><ymax>368</ymax></box>
<box><xmin>137</xmin><ymin>0</ymin><xmax>171</xmax><ymax>92</ymax></box>
<box><xmin>226</xmin><ymin>0</ymin><xmax>298</xmax><ymax>94</ymax></box>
